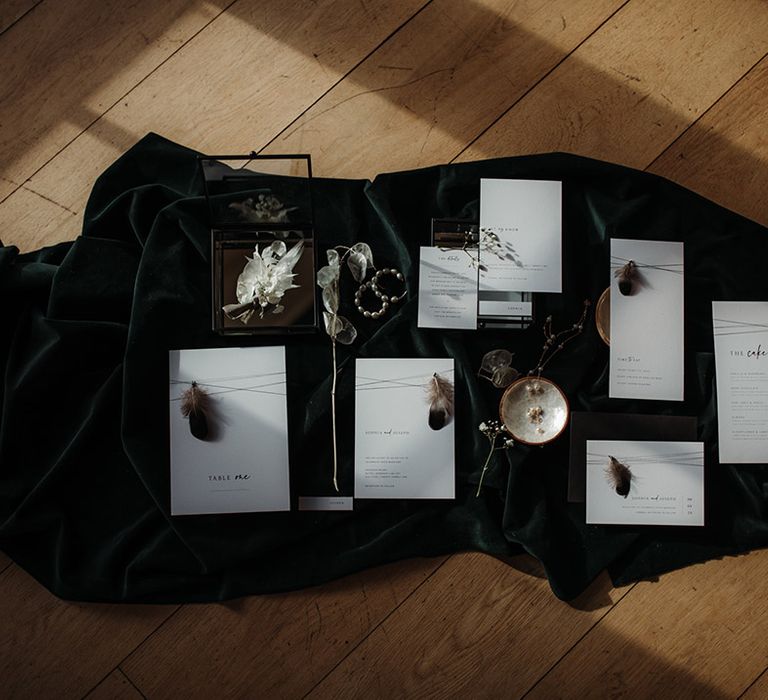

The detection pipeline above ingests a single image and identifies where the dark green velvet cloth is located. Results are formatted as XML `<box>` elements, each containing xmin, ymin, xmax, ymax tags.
<box><xmin>2</xmin><ymin>133</ymin><xmax>768</xmax><ymax>603</ymax></box>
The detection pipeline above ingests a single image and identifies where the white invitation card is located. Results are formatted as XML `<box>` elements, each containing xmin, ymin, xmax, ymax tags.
<box><xmin>586</xmin><ymin>440</ymin><xmax>704</xmax><ymax>526</ymax></box>
<box><xmin>355</xmin><ymin>358</ymin><xmax>455</xmax><ymax>499</ymax></box>
<box><xmin>609</xmin><ymin>238</ymin><xmax>684</xmax><ymax>401</ymax></box>
<box><xmin>478</xmin><ymin>178</ymin><xmax>562</xmax><ymax>294</ymax></box>
<box><xmin>713</xmin><ymin>301</ymin><xmax>768</xmax><ymax>463</ymax></box>
<box><xmin>417</xmin><ymin>246</ymin><xmax>478</xmax><ymax>330</ymax></box>
<box><xmin>168</xmin><ymin>346</ymin><xmax>290</xmax><ymax>515</ymax></box>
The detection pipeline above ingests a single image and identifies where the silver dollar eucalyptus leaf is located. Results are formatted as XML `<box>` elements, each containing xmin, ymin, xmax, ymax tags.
<box><xmin>322</xmin><ymin>283</ymin><xmax>339</xmax><ymax>314</ymax></box>
<box><xmin>322</xmin><ymin>310</ymin><xmax>340</xmax><ymax>337</ymax></box>
<box><xmin>350</xmin><ymin>242</ymin><xmax>374</xmax><ymax>268</ymax></box>
<box><xmin>491</xmin><ymin>366</ymin><xmax>520</xmax><ymax>388</ymax></box>
<box><xmin>480</xmin><ymin>349</ymin><xmax>515</xmax><ymax>373</ymax></box>
<box><xmin>347</xmin><ymin>250</ymin><xmax>367</xmax><ymax>282</ymax></box>
<box><xmin>322</xmin><ymin>312</ymin><xmax>357</xmax><ymax>344</ymax></box>
<box><xmin>333</xmin><ymin>315</ymin><xmax>358</xmax><ymax>345</ymax></box>
<box><xmin>317</xmin><ymin>264</ymin><xmax>340</xmax><ymax>289</ymax></box>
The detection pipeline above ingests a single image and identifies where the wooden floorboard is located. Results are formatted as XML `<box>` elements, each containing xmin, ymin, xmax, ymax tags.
<box><xmin>525</xmin><ymin>550</ymin><xmax>768</xmax><ymax>700</ymax></box>
<box><xmin>0</xmin><ymin>0</ymin><xmax>228</xmax><ymax>203</ymax></box>
<box><xmin>120</xmin><ymin>557</ymin><xmax>446</xmax><ymax>699</ymax></box>
<box><xmin>0</xmin><ymin>0</ymin><xmax>40</xmax><ymax>35</ymax></box>
<box><xmin>84</xmin><ymin>669</ymin><xmax>144</xmax><ymax>700</ymax></box>
<box><xmin>305</xmin><ymin>553</ymin><xmax>628</xmax><ymax>698</ymax></box>
<box><xmin>0</xmin><ymin>565</ymin><xmax>177</xmax><ymax>699</ymax></box>
<box><xmin>0</xmin><ymin>0</ymin><xmax>427</xmax><ymax>251</ymax></box>
<box><xmin>264</xmin><ymin>0</ymin><xmax>625</xmax><ymax>176</ymax></box>
<box><xmin>742</xmin><ymin>667</ymin><xmax>768</xmax><ymax>699</ymax></box>
<box><xmin>458</xmin><ymin>0</ymin><xmax>768</xmax><ymax>168</ymax></box>
<box><xmin>649</xmin><ymin>54</ymin><xmax>768</xmax><ymax>226</ymax></box>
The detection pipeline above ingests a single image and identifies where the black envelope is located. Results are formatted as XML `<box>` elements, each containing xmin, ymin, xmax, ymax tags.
<box><xmin>568</xmin><ymin>412</ymin><xmax>698</xmax><ymax>502</ymax></box>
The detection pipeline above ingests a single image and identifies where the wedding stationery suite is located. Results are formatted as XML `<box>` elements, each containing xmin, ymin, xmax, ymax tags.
<box><xmin>713</xmin><ymin>301</ymin><xmax>768</xmax><ymax>463</ymax></box>
<box><xmin>355</xmin><ymin>358</ymin><xmax>455</xmax><ymax>499</ymax></box>
<box><xmin>478</xmin><ymin>178</ymin><xmax>562</xmax><ymax>298</ymax></box>
<box><xmin>417</xmin><ymin>246</ymin><xmax>478</xmax><ymax>330</ymax></box>
<box><xmin>567</xmin><ymin>412</ymin><xmax>697</xmax><ymax>503</ymax></box>
<box><xmin>168</xmin><ymin>346</ymin><xmax>290</xmax><ymax>515</ymax></box>
<box><xmin>609</xmin><ymin>238</ymin><xmax>684</xmax><ymax>401</ymax></box>
<box><xmin>586</xmin><ymin>440</ymin><xmax>705</xmax><ymax>526</ymax></box>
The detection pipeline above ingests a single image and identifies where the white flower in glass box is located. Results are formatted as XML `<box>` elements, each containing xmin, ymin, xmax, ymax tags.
<box><xmin>223</xmin><ymin>240</ymin><xmax>304</xmax><ymax>323</ymax></box>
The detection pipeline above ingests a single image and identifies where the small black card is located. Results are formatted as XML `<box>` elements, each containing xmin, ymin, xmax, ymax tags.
<box><xmin>568</xmin><ymin>412</ymin><xmax>697</xmax><ymax>503</ymax></box>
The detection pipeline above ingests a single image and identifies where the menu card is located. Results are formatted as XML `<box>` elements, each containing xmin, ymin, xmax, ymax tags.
<box><xmin>713</xmin><ymin>301</ymin><xmax>768</xmax><ymax>463</ymax></box>
<box><xmin>355</xmin><ymin>358</ymin><xmax>455</xmax><ymax>499</ymax></box>
<box><xmin>609</xmin><ymin>238</ymin><xmax>684</xmax><ymax>401</ymax></box>
<box><xmin>478</xmin><ymin>178</ymin><xmax>562</xmax><ymax>294</ymax></box>
<box><xmin>586</xmin><ymin>440</ymin><xmax>704</xmax><ymax>526</ymax></box>
<box><xmin>417</xmin><ymin>246</ymin><xmax>478</xmax><ymax>330</ymax></box>
<box><xmin>168</xmin><ymin>346</ymin><xmax>290</xmax><ymax>515</ymax></box>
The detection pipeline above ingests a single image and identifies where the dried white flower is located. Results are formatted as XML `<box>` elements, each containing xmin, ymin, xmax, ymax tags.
<box><xmin>228</xmin><ymin>194</ymin><xmax>298</xmax><ymax>224</ymax></box>
<box><xmin>223</xmin><ymin>240</ymin><xmax>303</xmax><ymax>323</ymax></box>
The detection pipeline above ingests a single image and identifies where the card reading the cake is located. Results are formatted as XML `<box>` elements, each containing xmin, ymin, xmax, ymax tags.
<box><xmin>713</xmin><ymin>301</ymin><xmax>768</xmax><ymax>463</ymax></box>
<box><xmin>609</xmin><ymin>238</ymin><xmax>684</xmax><ymax>401</ymax></box>
<box><xmin>585</xmin><ymin>440</ymin><xmax>704</xmax><ymax>526</ymax></box>
<box><xmin>169</xmin><ymin>346</ymin><xmax>290</xmax><ymax>515</ymax></box>
<box><xmin>355</xmin><ymin>358</ymin><xmax>455</xmax><ymax>499</ymax></box>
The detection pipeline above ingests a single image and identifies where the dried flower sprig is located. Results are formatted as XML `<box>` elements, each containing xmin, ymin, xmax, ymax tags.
<box><xmin>317</xmin><ymin>242</ymin><xmax>375</xmax><ymax>492</ymax></box>
<box><xmin>223</xmin><ymin>240</ymin><xmax>304</xmax><ymax>323</ymax></box>
<box><xmin>229</xmin><ymin>194</ymin><xmax>298</xmax><ymax>224</ymax></box>
<box><xmin>455</xmin><ymin>228</ymin><xmax>505</xmax><ymax>270</ymax></box>
<box><xmin>528</xmin><ymin>299</ymin><xmax>591</xmax><ymax>376</ymax></box>
<box><xmin>476</xmin><ymin>420</ymin><xmax>514</xmax><ymax>497</ymax></box>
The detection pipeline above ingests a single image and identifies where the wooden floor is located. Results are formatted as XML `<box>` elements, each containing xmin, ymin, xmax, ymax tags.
<box><xmin>2</xmin><ymin>0</ymin><xmax>768</xmax><ymax>697</ymax></box>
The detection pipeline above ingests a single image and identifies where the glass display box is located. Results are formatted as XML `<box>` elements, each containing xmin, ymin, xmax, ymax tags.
<box><xmin>201</xmin><ymin>153</ymin><xmax>318</xmax><ymax>335</ymax></box>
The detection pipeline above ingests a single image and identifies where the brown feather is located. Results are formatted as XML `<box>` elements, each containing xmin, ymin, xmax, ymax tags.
<box><xmin>180</xmin><ymin>382</ymin><xmax>210</xmax><ymax>440</ymax></box>
<box><xmin>426</xmin><ymin>373</ymin><xmax>454</xmax><ymax>431</ymax></box>
<box><xmin>605</xmin><ymin>456</ymin><xmax>632</xmax><ymax>498</ymax></box>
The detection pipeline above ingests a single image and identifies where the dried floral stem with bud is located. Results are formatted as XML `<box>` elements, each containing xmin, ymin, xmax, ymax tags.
<box><xmin>476</xmin><ymin>420</ymin><xmax>514</xmax><ymax>496</ymax></box>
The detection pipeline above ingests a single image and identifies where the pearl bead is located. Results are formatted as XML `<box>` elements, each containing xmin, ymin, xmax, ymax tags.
<box><xmin>381</xmin><ymin>295</ymin><xmax>389</xmax><ymax>303</ymax></box>
<box><xmin>382</xmin><ymin>302</ymin><xmax>389</xmax><ymax>309</ymax></box>
<box><xmin>364</xmin><ymin>311</ymin><xmax>371</xmax><ymax>318</ymax></box>
<box><xmin>396</xmin><ymin>273</ymin><xmax>404</xmax><ymax>281</ymax></box>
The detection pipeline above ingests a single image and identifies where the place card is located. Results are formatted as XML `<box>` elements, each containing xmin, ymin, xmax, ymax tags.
<box><xmin>609</xmin><ymin>238</ymin><xmax>684</xmax><ymax>401</ymax></box>
<box><xmin>586</xmin><ymin>440</ymin><xmax>704</xmax><ymax>526</ymax></box>
<box><xmin>417</xmin><ymin>246</ymin><xmax>478</xmax><ymax>330</ymax></box>
<box><xmin>355</xmin><ymin>358</ymin><xmax>455</xmax><ymax>499</ymax></box>
<box><xmin>169</xmin><ymin>346</ymin><xmax>290</xmax><ymax>515</ymax></box>
<box><xmin>297</xmin><ymin>496</ymin><xmax>354</xmax><ymax>511</ymax></box>
<box><xmin>478</xmin><ymin>178</ymin><xmax>562</xmax><ymax>294</ymax></box>
<box><xmin>713</xmin><ymin>301</ymin><xmax>768</xmax><ymax>463</ymax></box>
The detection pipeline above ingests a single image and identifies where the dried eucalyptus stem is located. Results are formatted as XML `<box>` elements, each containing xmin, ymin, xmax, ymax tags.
<box><xmin>317</xmin><ymin>243</ymin><xmax>374</xmax><ymax>492</ymax></box>
<box><xmin>331</xmin><ymin>338</ymin><xmax>339</xmax><ymax>491</ymax></box>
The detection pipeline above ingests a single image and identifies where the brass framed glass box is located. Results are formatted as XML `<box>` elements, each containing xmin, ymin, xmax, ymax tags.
<box><xmin>201</xmin><ymin>153</ymin><xmax>318</xmax><ymax>335</ymax></box>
